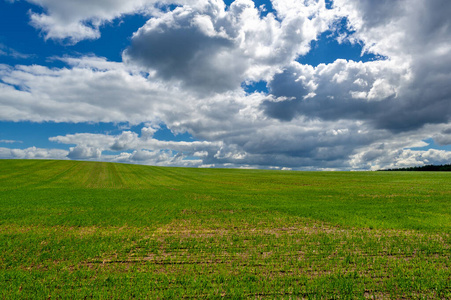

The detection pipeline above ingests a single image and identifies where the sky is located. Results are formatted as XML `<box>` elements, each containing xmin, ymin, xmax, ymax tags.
<box><xmin>1</xmin><ymin>0</ymin><xmax>451</xmax><ymax>170</ymax></box>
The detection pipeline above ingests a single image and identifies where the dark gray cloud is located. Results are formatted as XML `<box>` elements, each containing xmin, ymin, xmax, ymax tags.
<box><xmin>123</xmin><ymin>3</ymin><xmax>251</xmax><ymax>94</ymax></box>
<box><xmin>434</xmin><ymin>127</ymin><xmax>451</xmax><ymax>146</ymax></box>
<box><xmin>262</xmin><ymin>61</ymin><xmax>398</xmax><ymax>127</ymax></box>
<box><xmin>125</xmin><ymin>21</ymin><xmax>240</xmax><ymax>93</ymax></box>
<box><xmin>263</xmin><ymin>61</ymin><xmax>451</xmax><ymax>133</ymax></box>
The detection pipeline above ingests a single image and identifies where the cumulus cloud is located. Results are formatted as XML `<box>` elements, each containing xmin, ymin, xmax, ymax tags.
<box><xmin>24</xmin><ymin>0</ymin><xmax>158</xmax><ymax>43</ymax></box>
<box><xmin>351</xmin><ymin>148</ymin><xmax>451</xmax><ymax>171</ymax></box>
<box><xmin>23</xmin><ymin>0</ymin><xmax>219</xmax><ymax>43</ymax></box>
<box><xmin>0</xmin><ymin>147</ymin><xmax>68</xmax><ymax>160</ymax></box>
<box><xmin>67</xmin><ymin>146</ymin><xmax>102</xmax><ymax>159</ymax></box>
<box><xmin>50</xmin><ymin>127</ymin><xmax>222</xmax><ymax>152</ymax></box>
<box><xmin>123</xmin><ymin>0</ymin><xmax>335</xmax><ymax>93</ymax></box>
<box><xmin>0</xmin><ymin>57</ymin><xmax>194</xmax><ymax>123</ymax></box>
<box><xmin>25</xmin><ymin>0</ymin><xmax>141</xmax><ymax>43</ymax></box>
<box><xmin>332</xmin><ymin>0</ymin><xmax>451</xmax><ymax>131</ymax></box>
<box><xmin>262</xmin><ymin>0</ymin><xmax>451</xmax><ymax>133</ymax></box>
<box><xmin>262</xmin><ymin>59</ymin><xmax>411</xmax><ymax>127</ymax></box>
<box><xmin>433</xmin><ymin>127</ymin><xmax>451</xmax><ymax>146</ymax></box>
<box><xmin>333</xmin><ymin>0</ymin><xmax>451</xmax><ymax>58</ymax></box>
<box><xmin>48</xmin><ymin>127</ymin><xmax>223</xmax><ymax>166</ymax></box>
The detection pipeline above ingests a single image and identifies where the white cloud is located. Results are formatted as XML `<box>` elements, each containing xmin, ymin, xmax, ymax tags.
<box><xmin>105</xmin><ymin>149</ymin><xmax>204</xmax><ymax>167</ymax></box>
<box><xmin>48</xmin><ymin>127</ymin><xmax>222</xmax><ymax>166</ymax></box>
<box><xmin>0</xmin><ymin>147</ymin><xmax>68</xmax><ymax>160</ymax></box>
<box><xmin>0</xmin><ymin>139</ymin><xmax>22</xmax><ymax>144</ymax></box>
<box><xmin>351</xmin><ymin>148</ymin><xmax>451</xmax><ymax>171</ymax></box>
<box><xmin>67</xmin><ymin>146</ymin><xmax>102</xmax><ymax>159</ymax></box>
<box><xmin>0</xmin><ymin>44</ymin><xmax>32</xmax><ymax>59</ymax></box>
<box><xmin>0</xmin><ymin>57</ymin><xmax>195</xmax><ymax>123</ymax></box>
<box><xmin>25</xmin><ymin>0</ymin><xmax>154</xmax><ymax>43</ymax></box>
<box><xmin>23</xmin><ymin>0</ymin><xmax>218</xmax><ymax>43</ymax></box>
<box><xmin>49</xmin><ymin>128</ymin><xmax>222</xmax><ymax>153</ymax></box>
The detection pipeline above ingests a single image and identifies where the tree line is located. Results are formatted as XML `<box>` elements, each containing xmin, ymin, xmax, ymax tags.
<box><xmin>380</xmin><ymin>164</ymin><xmax>451</xmax><ymax>171</ymax></box>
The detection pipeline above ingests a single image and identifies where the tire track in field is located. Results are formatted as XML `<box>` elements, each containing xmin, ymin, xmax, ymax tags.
<box><xmin>82</xmin><ymin>162</ymin><xmax>128</xmax><ymax>189</ymax></box>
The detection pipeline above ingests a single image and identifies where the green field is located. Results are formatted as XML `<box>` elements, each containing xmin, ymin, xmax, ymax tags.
<box><xmin>0</xmin><ymin>159</ymin><xmax>450</xmax><ymax>299</ymax></box>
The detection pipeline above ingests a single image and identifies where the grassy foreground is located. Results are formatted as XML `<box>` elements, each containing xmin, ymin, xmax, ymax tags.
<box><xmin>0</xmin><ymin>159</ymin><xmax>450</xmax><ymax>299</ymax></box>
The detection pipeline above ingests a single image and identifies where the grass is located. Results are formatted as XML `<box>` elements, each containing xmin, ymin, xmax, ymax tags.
<box><xmin>0</xmin><ymin>159</ymin><xmax>450</xmax><ymax>299</ymax></box>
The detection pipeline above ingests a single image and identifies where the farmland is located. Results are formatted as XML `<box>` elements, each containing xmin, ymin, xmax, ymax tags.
<box><xmin>0</xmin><ymin>159</ymin><xmax>450</xmax><ymax>299</ymax></box>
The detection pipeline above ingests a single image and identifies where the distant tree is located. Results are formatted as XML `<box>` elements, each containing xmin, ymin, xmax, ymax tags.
<box><xmin>380</xmin><ymin>164</ymin><xmax>451</xmax><ymax>171</ymax></box>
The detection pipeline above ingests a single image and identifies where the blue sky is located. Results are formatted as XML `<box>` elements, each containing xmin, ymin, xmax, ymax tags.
<box><xmin>1</xmin><ymin>0</ymin><xmax>450</xmax><ymax>170</ymax></box>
